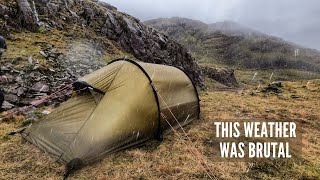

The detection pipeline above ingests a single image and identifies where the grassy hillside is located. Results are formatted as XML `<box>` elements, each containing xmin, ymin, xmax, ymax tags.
<box><xmin>145</xmin><ymin>18</ymin><xmax>320</xmax><ymax>77</ymax></box>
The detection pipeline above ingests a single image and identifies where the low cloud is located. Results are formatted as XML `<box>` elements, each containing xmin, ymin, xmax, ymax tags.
<box><xmin>106</xmin><ymin>0</ymin><xmax>320</xmax><ymax>50</ymax></box>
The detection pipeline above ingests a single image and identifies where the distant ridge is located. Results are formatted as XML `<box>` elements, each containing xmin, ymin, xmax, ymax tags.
<box><xmin>145</xmin><ymin>17</ymin><xmax>320</xmax><ymax>72</ymax></box>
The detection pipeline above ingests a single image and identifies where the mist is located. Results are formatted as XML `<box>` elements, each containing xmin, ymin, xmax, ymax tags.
<box><xmin>105</xmin><ymin>0</ymin><xmax>320</xmax><ymax>50</ymax></box>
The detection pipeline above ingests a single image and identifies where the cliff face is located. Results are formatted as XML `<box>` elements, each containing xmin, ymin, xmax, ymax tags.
<box><xmin>0</xmin><ymin>0</ymin><xmax>204</xmax><ymax>88</ymax></box>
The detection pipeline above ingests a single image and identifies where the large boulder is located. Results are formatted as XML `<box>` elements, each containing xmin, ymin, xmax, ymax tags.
<box><xmin>201</xmin><ymin>66</ymin><xmax>239</xmax><ymax>87</ymax></box>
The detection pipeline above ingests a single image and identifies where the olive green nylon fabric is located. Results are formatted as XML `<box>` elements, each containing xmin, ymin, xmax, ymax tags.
<box><xmin>23</xmin><ymin>94</ymin><xmax>100</xmax><ymax>163</ymax></box>
<box><xmin>22</xmin><ymin>59</ymin><xmax>199</xmax><ymax>165</ymax></box>
<box><xmin>138</xmin><ymin>62</ymin><xmax>199</xmax><ymax>135</ymax></box>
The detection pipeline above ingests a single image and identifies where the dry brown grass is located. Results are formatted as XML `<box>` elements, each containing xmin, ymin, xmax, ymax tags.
<box><xmin>3</xmin><ymin>30</ymin><xmax>67</xmax><ymax>61</ymax></box>
<box><xmin>1</xmin><ymin>80</ymin><xmax>320</xmax><ymax>179</ymax></box>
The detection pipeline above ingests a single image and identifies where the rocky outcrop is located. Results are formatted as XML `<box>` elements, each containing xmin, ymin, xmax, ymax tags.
<box><xmin>0</xmin><ymin>0</ymin><xmax>204</xmax><ymax>88</ymax></box>
<box><xmin>0</xmin><ymin>43</ymin><xmax>107</xmax><ymax>109</ymax></box>
<box><xmin>16</xmin><ymin>0</ymin><xmax>39</xmax><ymax>31</ymax></box>
<box><xmin>261</xmin><ymin>81</ymin><xmax>283</xmax><ymax>94</ymax></box>
<box><xmin>201</xmin><ymin>66</ymin><xmax>239</xmax><ymax>87</ymax></box>
<box><xmin>0</xmin><ymin>4</ymin><xmax>9</xmax><ymax>16</ymax></box>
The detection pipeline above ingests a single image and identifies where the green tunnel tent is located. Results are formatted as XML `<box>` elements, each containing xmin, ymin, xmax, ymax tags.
<box><xmin>22</xmin><ymin>58</ymin><xmax>200</xmax><ymax>166</ymax></box>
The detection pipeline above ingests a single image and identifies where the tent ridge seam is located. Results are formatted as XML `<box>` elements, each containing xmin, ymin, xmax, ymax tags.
<box><xmin>105</xmin><ymin>63</ymin><xmax>125</xmax><ymax>92</ymax></box>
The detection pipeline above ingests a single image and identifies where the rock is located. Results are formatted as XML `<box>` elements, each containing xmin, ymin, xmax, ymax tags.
<box><xmin>16</xmin><ymin>0</ymin><xmax>39</xmax><ymax>31</ymax></box>
<box><xmin>81</xmin><ymin>7</ymin><xmax>95</xmax><ymax>25</ymax></box>
<box><xmin>31</xmin><ymin>82</ymin><xmax>50</xmax><ymax>93</ymax></box>
<box><xmin>265</xmin><ymin>109</ymin><xmax>275</xmax><ymax>113</ymax></box>
<box><xmin>0</xmin><ymin>36</ymin><xmax>7</xmax><ymax>49</ymax></box>
<box><xmin>39</xmin><ymin>51</ymin><xmax>48</xmax><ymax>57</ymax></box>
<box><xmin>4</xmin><ymin>74</ymin><xmax>13</xmax><ymax>82</ymax></box>
<box><xmin>7</xmin><ymin>85</ymin><xmax>19</xmax><ymax>94</ymax></box>
<box><xmin>1</xmin><ymin>66</ymin><xmax>10</xmax><ymax>71</ymax></box>
<box><xmin>201</xmin><ymin>66</ymin><xmax>239</xmax><ymax>87</ymax></box>
<box><xmin>270</xmin><ymin>81</ymin><xmax>282</xmax><ymax>88</ymax></box>
<box><xmin>15</xmin><ymin>76</ymin><xmax>23</xmax><ymax>83</ymax></box>
<box><xmin>261</xmin><ymin>81</ymin><xmax>283</xmax><ymax>94</ymax></box>
<box><xmin>47</xmin><ymin>3</ymin><xmax>59</xmax><ymax>17</ymax></box>
<box><xmin>4</xmin><ymin>94</ymin><xmax>19</xmax><ymax>104</ymax></box>
<box><xmin>1</xmin><ymin>101</ymin><xmax>15</xmax><ymax>110</ymax></box>
<box><xmin>97</xmin><ymin>1</ymin><xmax>117</xmax><ymax>11</ymax></box>
<box><xmin>0</xmin><ymin>4</ymin><xmax>9</xmax><ymax>17</ymax></box>
<box><xmin>0</xmin><ymin>49</ymin><xmax>4</xmax><ymax>56</ymax></box>
<box><xmin>42</xmin><ymin>110</ymin><xmax>51</xmax><ymax>115</ymax></box>
<box><xmin>0</xmin><ymin>0</ymin><xmax>211</xmax><ymax>112</ymax></box>
<box><xmin>290</xmin><ymin>95</ymin><xmax>300</xmax><ymax>99</ymax></box>
<box><xmin>0</xmin><ymin>45</ymin><xmax>77</xmax><ymax>108</ymax></box>
<box><xmin>17</xmin><ymin>87</ymin><xmax>27</xmax><ymax>96</ymax></box>
<box><xmin>4</xmin><ymin>0</ymin><xmax>205</xmax><ymax>88</ymax></box>
<box><xmin>20</xmin><ymin>98</ymin><xmax>34</xmax><ymax>105</ymax></box>
<box><xmin>28</xmin><ymin>56</ymin><xmax>33</xmax><ymax>64</ymax></box>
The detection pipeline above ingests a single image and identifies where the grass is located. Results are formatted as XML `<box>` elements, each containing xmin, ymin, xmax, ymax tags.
<box><xmin>2</xmin><ymin>30</ymin><xmax>67</xmax><ymax>61</ymax></box>
<box><xmin>234</xmin><ymin>69</ymin><xmax>320</xmax><ymax>86</ymax></box>
<box><xmin>0</xmin><ymin>15</ymin><xmax>319</xmax><ymax>179</ymax></box>
<box><xmin>1</xmin><ymin>79</ymin><xmax>319</xmax><ymax>179</ymax></box>
<box><xmin>1</xmin><ymin>26</ymin><xmax>135</xmax><ymax>70</ymax></box>
<box><xmin>197</xmin><ymin>53</ymin><xmax>320</xmax><ymax>88</ymax></box>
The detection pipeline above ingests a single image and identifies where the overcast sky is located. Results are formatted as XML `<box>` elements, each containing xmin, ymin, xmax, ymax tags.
<box><xmin>106</xmin><ymin>0</ymin><xmax>320</xmax><ymax>50</ymax></box>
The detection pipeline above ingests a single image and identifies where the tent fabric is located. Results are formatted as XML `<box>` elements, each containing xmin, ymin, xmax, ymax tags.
<box><xmin>22</xmin><ymin>58</ymin><xmax>200</xmax><ymax>165</ymax></box>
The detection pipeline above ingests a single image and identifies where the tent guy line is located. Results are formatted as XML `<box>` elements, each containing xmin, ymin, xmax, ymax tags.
<box><xmin>153</xmin><ymin>83</ymin><xmax>217</xmax><ymax>180</ymax></box>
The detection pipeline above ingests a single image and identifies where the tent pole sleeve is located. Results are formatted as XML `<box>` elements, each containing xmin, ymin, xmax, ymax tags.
<box><xmin>108</xmin><ymin>58</ymin><xmax>163</xmax><ymax>141</ymax></box>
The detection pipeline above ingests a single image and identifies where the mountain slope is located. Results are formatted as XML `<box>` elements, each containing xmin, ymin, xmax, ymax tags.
<box><xmin>0</xmin><ymin>1</ymin><xmax>204</xmax><ymax>88</ymax></box>
<box><xmin>145</xmin><ymin>17</ymin><xmax>320</xmax><ymax>73</ymax></box>
<box><xmin>208</xmin><ymin>20</ymin><xmax>264</xmax><ymax>37</ymax></box>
